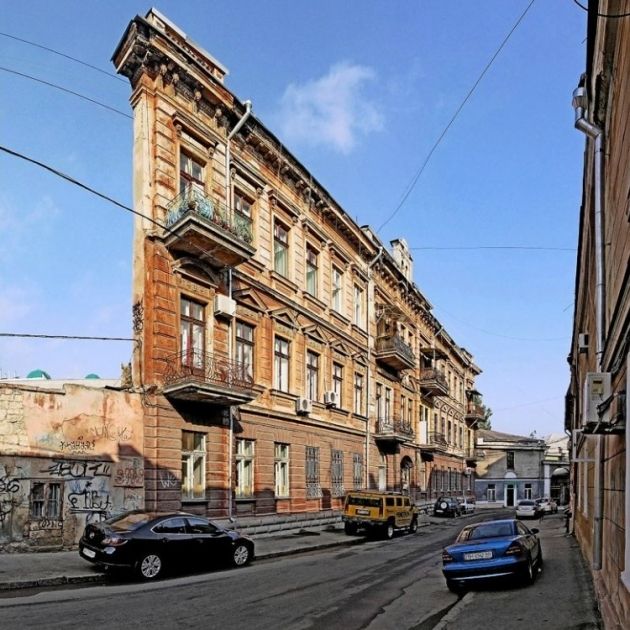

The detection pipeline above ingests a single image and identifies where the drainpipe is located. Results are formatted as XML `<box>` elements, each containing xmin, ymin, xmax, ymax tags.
<box><xmin>225</xmin><ymin>100</ymin><xmax>252</xmax><ymax>521</ymax></box>
<box><xmin>572</xmin><ymin>82</ymin><xmax>605</xmax><ymax>570</ymax></box>
<box><xmin>366</xmin><ymin>246</ymin><xmax>384</xmax><ymax>488</ymax></box>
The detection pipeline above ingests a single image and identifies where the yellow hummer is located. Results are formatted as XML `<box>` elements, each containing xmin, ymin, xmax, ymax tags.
<box><xmin>342</xmin><ymin>491</ymin><xmax>419</xmax><ymax>539</ymax></box>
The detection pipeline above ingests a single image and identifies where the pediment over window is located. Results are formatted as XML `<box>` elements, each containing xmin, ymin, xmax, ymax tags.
<box><xmin>269</xmin><ymin>307</ymin><xmax>300</xmax><ymax>329</ymax></box>
<box><xmin>352</xmin><ymin>352</ymin><xmax>369</xmax><ymax>368</ymax></box>
<box><xmin>329</xmin><ymin>339</ymin><xmax>352</xmax><ymax>356</ymax></box>
<box><xmin>232</xmin><ymin>287</ymin><xmax>268</xmax><ymax>312</ymax></box>
<box><xmin>302</xmin><ymin>324</ymin><xmax>329</xmax><ymax>345</ymax></box>
<box><xmin>172</xmin><ymin>257</ymin><xmax>222</xmax><ymax>286</ymax></box>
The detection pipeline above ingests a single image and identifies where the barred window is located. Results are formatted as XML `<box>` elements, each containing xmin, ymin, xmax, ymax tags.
<box><xmin>353</xmin><ymin>453</ymin><xmax>363</xmax><ymax>489</ymax></box>
<box><xmin>305</xmin><ymin>446</ymin><xmax>321</xmax><ymax>498</ymax></box>
<box><xmin>30</xmin><ymin>482</ymin><xmax>62</xmax><ymax>519</ymax></box>
<box><xmin>331</xmin><ymin>449</ymin><xmax>344</xmax><ymax>497</ymax></box>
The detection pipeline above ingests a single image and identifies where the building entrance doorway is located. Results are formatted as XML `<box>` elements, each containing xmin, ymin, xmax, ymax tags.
<box><xmin>506</xmin><ymin>484</ymin><xmax>515</xmax><ymax>507</ymax></box>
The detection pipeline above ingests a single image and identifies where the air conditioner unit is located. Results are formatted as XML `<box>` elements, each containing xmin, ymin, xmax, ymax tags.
<box><xmin>214</xmin><ymin>294</ymin><xmax>236</xmax><ymax>318</ymax></box>
<box><xmin>583</xmin><ymin>372</ymin><xmax>611</xmax><ymax>426</ymax></box>
<box><xmin>295</xmin><ymin>397</ymin><xmax>312</xmax><ymax>415</ymax></box>
<box><xmin>578</xmin><ymin>333</ymin><xmax>589</xmax><ymax>354</ymax></box>
<box><xmin>324</xmin><ymin>391</ymin><xmax>339</xmax><ymax>408</ymax></box>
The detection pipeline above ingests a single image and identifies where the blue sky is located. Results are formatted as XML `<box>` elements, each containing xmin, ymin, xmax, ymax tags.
<box><xmin>0</xmin><ymin>1</ymin><xmax>586</xmax><ymax>438</ymax></box>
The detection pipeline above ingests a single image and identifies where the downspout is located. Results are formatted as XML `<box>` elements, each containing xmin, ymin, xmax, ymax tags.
<box><xmin>366</xmin><ymin>246</ymin><xmax>384</xmax><ymax>488</ymax></box>
<box><xmin>572</xmin><ymin>83</ymin><xmax>605</xmax><ymax>570</ymax></box>
<box><xmin>225</xmin><ymin>100</ymin><xmax>252</xmax><ymax>521</ymax></box>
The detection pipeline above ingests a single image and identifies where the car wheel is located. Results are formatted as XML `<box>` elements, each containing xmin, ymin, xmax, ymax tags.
<box><xmin>408</xmin><ymin>518</ymin><xmax>418</xmax><ymax>534</ymax></box>
<box><xmin>344</xmin><ymin>521</ymin><xmax>358</xmax><ymax>536</ymax></box>
<box><xmin>383</xmin><ymin>522</ymin><xmax>395</xmax><ymax>540</ymax></box>
<box><xmin>522</xmin><ymin>555</ymin><xmax>536</xmax><ymax>585</ymax></box>
<box><xmin>232</xmin><ymin>543</ymin><xmax>251</xmax><ymax>567</ymax></box>
<box><xmin>137</xmin><ymin>553</ymin><xmax>163</xmax><ymax>580</ymax></box>
<box><xmin>446</xmin><ymin>579</ymin><xmax>465</xmax><ymax>594</ymax></box>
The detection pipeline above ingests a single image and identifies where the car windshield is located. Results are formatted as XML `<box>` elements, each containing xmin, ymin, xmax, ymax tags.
<box><xmin>347</xmin><ymin>496</ymin><xmax>381</xmax><ymax>507</ymax></box>
<box><xmin>458</xmin><ymin>522</ymin><xmax>514</xmax><ymax>541</ymax></box>
<box><xmin>518</xmin><ymin>500</ymin><xmax>535</xmax><ymax>506</ymax></box>
<box><xmin>105</xmin><ymin>512</ymin><xmax>155</xmax><ymax>532</ymax></box>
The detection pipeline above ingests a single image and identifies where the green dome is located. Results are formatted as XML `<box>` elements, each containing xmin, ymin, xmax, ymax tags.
<box><xmin>85</xmin><ymin>373</ymin><xmax>100</xmax><ymax>379</ymax></box>
<box><xmin>27</xmin><ymin>369</ymin><xmax>51</xmax><ymax>379</ymax></box>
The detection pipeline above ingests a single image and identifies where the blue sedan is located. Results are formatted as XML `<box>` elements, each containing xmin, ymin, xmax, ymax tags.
<box><xmin>441</xmin><ymin>518</ymin><xmax>542</xmax><ymax>593</ymax></box>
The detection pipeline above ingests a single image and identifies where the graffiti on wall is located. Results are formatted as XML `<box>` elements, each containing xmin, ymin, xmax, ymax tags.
<box><xmin>113</xmin><ymin>457</ymin><xmax>144</xmax><ymax>488</ymax></box>
<box><xmin>0</xmin><ymin>470</ymin><xmax>24</xmax><ymax>531</ymax></box>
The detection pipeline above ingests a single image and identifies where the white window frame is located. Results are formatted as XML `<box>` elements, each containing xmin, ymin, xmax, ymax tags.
<box><xmin>306</xmin><ymin>246</ymin><xmax>318</xmax><ymax>297</ymax></box>
<box><xmin>332</xmin><ymin>266</ymin><xmax>343</xmax><ymax>313</ymax></box>
<box><xmin>182</xmin><ymin>431</ymin><xmax>206</xmax><ymax>500</ymax></box>
<box><xmin>236</xmin><ymin>439</ymin><xmax>255</xmax><ymax>498</ymax></box>
<box><xmin>274</xmin><ymin>336</ymin><xmax>290</xmax><ymax>392</ymax></box>
<box><xmin>353</xmin><ymin>284</ymin><xmax>364</xmax><ymax>327</ymax></box>
<box><xmin>274</xmin><ymin>443</ymin><xmax>290</xmax><ymax>498</ymax></box>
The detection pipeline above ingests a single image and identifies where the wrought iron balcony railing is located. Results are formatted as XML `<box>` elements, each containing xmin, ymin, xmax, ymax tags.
<box><xmin>428</xmin><ymin>431</ymin><xmax>448</xmax><ymax>446</ymax></box>
<box><xmin>376</xmin><ymin>417</ymin><xmax>414</xmax><ymax>439</ymax></box>
<box><xmin>165</xmin><ymin>185</ymin><xmax>253</xmax><ymax>245</ymax></box>
<box><xmin>419</xmin><ymin>368</ymin><xmax>449</xmax><ymax>393</ymax></box>
<box><xmin>466</xmin><ymin>402</ymin><xmax>486</xmax><ymax>418</ymax></box>
<box><xmin>374</xmin><ymin>334</ymin><xmax>416</xmax><ymax>366</ymax></box>
<box><xmin>163</xmin><ymin>350</ymin><xmax>254</xmax><ymax>393</ymax></box>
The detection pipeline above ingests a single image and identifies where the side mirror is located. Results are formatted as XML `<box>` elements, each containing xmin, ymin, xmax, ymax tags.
<box><xmin>530</xmin><ymin>528</ymin><xmax>539</xmax><ymax>534</ymax></box>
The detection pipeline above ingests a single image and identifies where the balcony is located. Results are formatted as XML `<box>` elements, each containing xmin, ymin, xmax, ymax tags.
<box><xmin>373</xmin><ymin>335</ymin><xmax>416</xmax><ymax>371</ymax></box>
<box><xmin>163</xmin><ymin>186</ymin><xmax>256</xmax><ymax>268</ymax></box>
<box><xmin>465</xmin><ymin>402</ymin><xmax>486</xmax><ymax>425</ymax></box>
<box><xmin>425</xmin><ymin>431</ymin><xmax>448</xmax><ymax>452</ymax></box>
<box><xmin>419</xmin><ymin>368</ymin><xmax>449</xmax><ymax>396</ymax></box>
<box><xmin>162</xmin><ymin>351</ymin><xmax>256</xmax><ymax>405</ymax></box>
<box><xmin>374</xmin><ymin>417</ymin><xmax>414</xmax><ymax>444</ymax></box>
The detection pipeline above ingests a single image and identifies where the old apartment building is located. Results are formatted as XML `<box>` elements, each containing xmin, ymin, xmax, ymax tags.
<box><xmin>567</xmin><ymin>1</ymin><xmax>630</xmax><ymax>627</ymax></box>
<box><xmin>110</xmin><ymin>9</ymin><xmax>484</xmax><ymax>526</ymax></box>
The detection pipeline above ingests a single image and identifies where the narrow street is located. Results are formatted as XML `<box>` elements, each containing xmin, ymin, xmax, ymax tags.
<box><xmin>0</xmin><ymin>514</ymin><xmax>599</xmax><ymax>630</ymax></box>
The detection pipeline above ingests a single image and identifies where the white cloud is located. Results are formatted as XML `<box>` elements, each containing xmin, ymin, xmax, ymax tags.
<box><xmin>277</xmin><ymin>62</ymin><xmax>384</xmax><ymax>154</ymax></box>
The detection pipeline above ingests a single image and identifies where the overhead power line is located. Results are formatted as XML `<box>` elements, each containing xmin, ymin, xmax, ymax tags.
<box><xmin>0</xmin><ymin>31</ymin><xmax>127</xmax><ymax>82</ymax></box>
<box><xmin>0</xmin><ymin>333</ymin><xmax>135</xmax><ymax>342</ymax></box>
<box><xmin>0</xmin><ymin>66</ymin><xmax>131</xmax><ymax>119</ymax></box>
<box><xmin>410</xmin><ymin>245</ymin><xmax>575</xmax><ymax>252</ymax></box>
<box><xmin>377</xmin><ymin>0</ymin><xmax>536</xmax><ymax>232</ymax></box>
<box><xmin>572</xmin><ymin>0</ymin><xmax>630</xmax><ymax>18</ymax></box>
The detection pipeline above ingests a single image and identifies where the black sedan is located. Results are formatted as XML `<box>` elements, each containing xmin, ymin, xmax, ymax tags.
<box><xmin>441</xmin><ymin>518</ymin><xmax>542</xmax><ymax>593</ymax></box>
<box><xmin>79</xmin><ymin>511</ymin><xmax>255</xmax><ymax>580</ymax></box>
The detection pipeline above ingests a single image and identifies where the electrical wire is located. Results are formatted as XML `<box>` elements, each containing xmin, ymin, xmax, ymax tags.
<box><xmin>572</xmin><ymin>0</ymin><xmax>630</xmax><ymax>18</ymax></box>
<box><xmin>0</xmin><ymin>333</ymin><xmax>135</xmax><ymax>342</ymax></box>
<box><xmin>0</xmin><ymin>66</ymin><xmax>132</xmax><ymax>119</ymax></box>
<box><xmin>410</xmin><ymin>246</ymin><xmax>575</xmax><ymax>252</ymax></box>
<box><xmin>377</xmin><ymin>0</ymin><xmax>536</xmax><ymax>233</ymax></box>
<box><xmin>0</xmin><ymin>31</ymin><xmax>127</xmax><ymax>82</ymax></box>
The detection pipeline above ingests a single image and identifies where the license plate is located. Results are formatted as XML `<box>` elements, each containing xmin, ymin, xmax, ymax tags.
<box><xmin>464</xmin><ymin>551</ymin><xmax>492</xmax><ymax>561</ymax></box>
<box><xmin>83</xmin><ymin>548</ymin><xmax>96</xmax><ymax>559</ymax></box>
<box><xmin>356</xmin><ymin>509</ymin><xmax>370</xmax><ymax>516</ymax></box>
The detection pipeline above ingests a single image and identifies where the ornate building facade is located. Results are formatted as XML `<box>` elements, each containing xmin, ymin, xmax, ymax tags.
<box><xmin>113</xmin><ymin>9</ymin><xmax>483</xmax><ymax>525</ymax></box>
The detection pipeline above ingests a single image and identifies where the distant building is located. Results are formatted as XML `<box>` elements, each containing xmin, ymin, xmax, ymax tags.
<box><xmin>541</xmin><ymin>433</ymin><xmax>569</xmax><ymax>505</ymax></box>
<box><xmin>474</xmin><ymin>430</ymin><xmax>546</xmax><ymax>507</ymax></box>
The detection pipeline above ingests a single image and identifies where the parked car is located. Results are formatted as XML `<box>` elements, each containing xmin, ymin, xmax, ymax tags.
<box><xmin>538</xmin><ymin>497</ymin><xmax>558</xmax><ymax>514</ymax></box>
<box><xmin>79</xmin><ymin>511</ymin><xmax>254</xmax><ymax>580</ymax></box>
<box><xmin>515</xmin><ymin>500</ymin><xmax>541</xmax><ymax>519</ymax></box>
<box><xmin>434</xmin><ymin>497</ymin><xmax>461</xmax><ymax>518</ymax></box>
<box><xmin>441</xmin><ymin>518</ymin><xmax>543</xmax><ymax>593</ymax></box>
<box><xmin>458</xmin><ymin>497</ymin><xmax>476</xmax><ymax>514</ymax></box>
<box><xmin>342</xmin><ymin>491</ymin><xmax>418</xmax><ymax>539</ymax></box>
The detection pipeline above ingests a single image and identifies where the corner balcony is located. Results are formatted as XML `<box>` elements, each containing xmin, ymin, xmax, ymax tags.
<box><xmin>163</xmin><ymin>186</ymin><xmax>256</xmax><ymax>268</ymax></box>
<box><xmin>373</xmin><ymin>335</ymin><xmax>416</xmax><ymax>371</ymax></box>
<box><xmin>374</xmin><ymin>417</ymin><xmax>414</xmax><ymax>444</ymax></box>
<box><xmin>162</xmin><ymin>351</ymin><xmax>256</xmax><ymax>405</ymax></box>
<box><xmin>465</xmin><ymin>402</ymin><xmax>486</xmax><ymax>426</ymax></box>
<box><xmin>419</xmin><ymin>368</ymin><xmax>449</xmax><ymax>396</ymax></box>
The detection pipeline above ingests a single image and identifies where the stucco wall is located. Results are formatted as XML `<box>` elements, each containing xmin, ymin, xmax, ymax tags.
<box><xmin>0</xmin><ymin>384</ymin><xmax>144</xmax><ymax>551</ymax></box>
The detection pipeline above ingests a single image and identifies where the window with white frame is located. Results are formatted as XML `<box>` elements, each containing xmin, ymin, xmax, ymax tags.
<box><xmin>235</xmin><ymin>321</ymin><xmax>254</xmax><ymax>379</ymax></box>
<box><xmin>182</xmin><ymin>431</ymin><xmax>206</xmax><ymax>500</ymax></box>
<box><xmin>487</xmin><ymin>483</ymin><xmax>496</xmax><ymax>501</ymax></box>
<box><xmin>274</xmin><ymin>443</ymin><xmax>290</xmax><ymax>497</ymax></box>
<box><xmin>354</xmin><ymin>373</ymin><xmax>364</xmax><ymax>416</ymax></box>
<box><xmin>305</xmin><ymin>446</ymin><xmax>321</xmax><ymax>498</ymax></box>
<box><xmin>274</xmin><ymin>337</ymin><xmax>290</xmax><ymax>392</ymax></box>
<box><xmin>274</xmin><ymin>220</ymin><xmax>289</xmax><ymax>277</ymax></box>
<box><xmin>306</xmin><ymin>350</ymin><xmax>319</xmax><ymax>401</ymax></box>
<box><xmin>331</xmin><ymin>449</ymin><xmax>344</xmax><ymax>497</ymax></box>
<box><xmin>181</xmin><ymin>297</ymin><xmax>205</xmax><ymax>371</ymax></box>
<box><xmin>236</xmin><ymin>439</ymin><xmax>255</xmax><ymax>498</ymax></box>
<box><xmin>353</xmin><ymin>453</ymin><xmax>363</xmax><ymax>489</ymax></box>
<box><xmin>353</xmin><ymin>284</ymin><xmax>364</xmax><ymax>327</ymax></box>
<box><xmin>306</xmin><ymin>246</ymin><xmax>318</xmax><ymax>297</ymax></box>
<box><xmin>332</xmin><ymin>266</ymin><xmax>343</xmax><ymax>313</ymax></box>
<box><xmin>179</xmin><ymin>151</ymin><xmax>204</xmax><ymax>194</ymax></box>
<box><xmin>385</xmin><ymin>387</ymin><xmax>392</xmax><ymax>420</ymax></box>
<box><xmin>30</xmin><ymin>482</ymin><xmax>62</xmax><ymax>519</ymax></box>
<box><xmin>333</xmin><ymin>362</ymin><xmax>343</xmax><ymax>407</ymax></box>
<box><xmin>234</xmin><ymin>189</ymin><xmax>252</xmax><ymax>217</ymax></box>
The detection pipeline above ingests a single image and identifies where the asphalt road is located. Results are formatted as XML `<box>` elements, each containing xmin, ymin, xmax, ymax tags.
<box><xmin>0</xmin><ymin>512</ymin><xmax>599</xmax><ymax>630</ymax></box>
